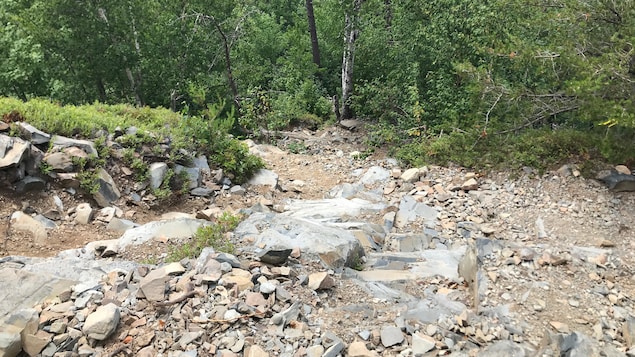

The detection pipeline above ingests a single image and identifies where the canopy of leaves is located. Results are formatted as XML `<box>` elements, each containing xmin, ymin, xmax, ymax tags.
<box><xmin>1</xmin><ymin>0</ymin><xmax>634</xmax><ymax>170</ymax></box>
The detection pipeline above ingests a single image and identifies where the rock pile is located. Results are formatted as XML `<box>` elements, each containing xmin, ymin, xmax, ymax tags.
<box><xmin>1</xmin><ymin>130</ymin><xmax>635</xmax><ymax>356</ymax></box>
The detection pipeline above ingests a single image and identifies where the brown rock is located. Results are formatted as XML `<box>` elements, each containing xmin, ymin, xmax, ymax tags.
<box><xmin>348</xmin><ymin>341</ymin><xmax>379</xmax><ymax>357</ymax></box>
<box><xmin>308</xmin><ymin>272</ymin><xmax>336</xmax><ymax>291</ymax></box>
<box><xmin>245</xmin><ymin>345</ymin><xmax>269</xmax><ymax>357</ymax></box>
<box><xmin>461</xmin><ymin>178</ymin><xmax>478</xmax><ymax>191</ymax></box>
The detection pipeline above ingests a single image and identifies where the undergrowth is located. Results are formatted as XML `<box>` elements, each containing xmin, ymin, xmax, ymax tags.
<box><xmin>167</xmin><ymin>212</ymin><xmax>243</xmax><ymax>262</ymax></box>
<box><xmin>0</xmin><ymin>97</ymin><xmax>265</xmax><ymax>184</ymax></box>
<box><xmin>391</xmin><ymin>126</ymin><xmax>635</xmax><ymax>175</ymax></box>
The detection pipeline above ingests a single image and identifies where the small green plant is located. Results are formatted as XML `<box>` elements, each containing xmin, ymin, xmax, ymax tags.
<box><xmin>167</xmin><ymin>212</ymin><xmax>243</xmax><ymax>261</ymax></box>
<box><xmin>152</xmin><ymin>168</ymin><xmax>175</xmax><ymax>200</ymax></box>
<box><xmin>39</xmin><ymin>161</ymin><xmax>53</xmax><ymax>175</ymax></box>
<box><xmin>77</xmin><ymin>169</ymin><xmax>100</xmax><ymax>194</ymax></box>
<box><xmin>349</xmin><ymin>251</ymin><xmax>365</xmax><ymax>271</ymax></box>
<box><xmin>287</xmin><ymin>141</ymin><xmax>307</xmax><ymax>154</ymax></box>
<box><xmin>140</xmin><ymin>256</ymin><xmax>159</xmax><ymax>265</ymax></box>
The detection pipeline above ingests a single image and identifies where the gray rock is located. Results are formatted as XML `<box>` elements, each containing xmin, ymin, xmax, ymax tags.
<box><xmin>599</xmin><ymin>172</ymin><xmax>635</xmax><ymax>192</ymax></box>
<box><xmin>10</xmin><ymin>211</ymin><xmax>47</xmax><ymax>244</ymax></box>
<box><xmin>0</xmin><ymin>325</ymin><xmax>22</xmax><ymax>357</ymax></box>
<box><xmin>74</xmin><ymin>203</ymin><xmax>94</xmax><ymax>225</ymax></box>
<box><xmin>93</xmin><ymin>168</ymin><xmax>121</xmax><ymax>207</ymax></box>
<box><xmin>230</xmin><ymin>185</ymin><xmax>246</xmax><ymax>196</ymax></box>
<box><xmin>478</xmin><ymin>340</ymin><xmax>527</xmax><ymax>356</ymax></box>
<box><xmin>15</xmin><ymin>176</ymin><xmax>46</xmax><ymax>192</ymax></box>
<box><xmin>359</xmin><ymin>166</ymin><xmax>390</xmax><ymax>185</ymax></box>
<box><xmin>248</xmin><ymin>169</ymin><xmax>279</xmax><ymax>187</ymax></box>
<box><xmin>139</xmin><ymin>267</ymin><xmax>169</xmax><ymax>302</ymax></box>
<box><xmin>560</xmin><ymin>332</ymin><xmax>598</xmax><ymax>357</ymax></box>
<box><xmin>179</xmin><ymin>331</ymin><xmax>203</xmax><ymax>349</ymax></box>
<box><xmin>115</xmin><ymin>218</ymin><xmax>210</xmax><ymax>251</ymax></box>
<box><xmin>461</xmin><ymin>178</ymin><xmax>479</xmax><ymax>191</ymax></box>
<box><xmin>624</xmin><ymin>317</ymin><xmax>635</xmax><ymax>348</ymax></box>
<box><xmin>190</xmin><ymin>187</ymin><xmax>214</xmax><ymax>196</ymax></box>
<box><xmin>16</xmin><ymin>122</ymin><xmax>51</xmax><ymax>144</ymax></box>
<box><xmin>380</xmin><ymin>326</ymin><xmax>404</xmax><ymax>347</ymax></box>
<box><xmin>235</xmin><ymin>213</ymin><xmax>365</xmax><ymax>269</ymax></box>
<box><xmin>412</xmin><ymin>332</ymin><xmax>436</xmax><ymax>354</ymax></box>
<box><xmin>0</xmin><ymin>135</ymin><xmax>29</xmax><ymax>169</ymax></box>
<box><xmin>82</xmin><ymin>303</ymin><xmax>120</xmax><ymax>340</ymax></box>
<box><xmin>258</xmin><ymin>249</ymin><xmax>292</xmax><ymax>265</ymax></box>
<box><xmin>175</xmin><ymin>164</ymin><xmax>201</xmax><ymax>189</ymax></box>
<box><xmin>106</xmin><ymin>218</ymin><xmax>138</xmax><ymax>233</ymax></box>
<box><xmin>282</xmin><ymin>198</ymin><xmax>386</xmax><ymax>224</ymax></box>
<box><xmin>308</xmin><ymin>272</ymin><xmax>336</xmax><ymax>290</ymax></box>
<box><xmin>386</xmin><ymin>233</ymin><xmax>431</xmax><ymax>252</ymax></box>
<box><xmin>305</xmin><ymin>345</ymin><xmax>324</xmax><ymax>357</ymax></box>
<box><xmin>33</xmin><ymin>214</ymin><xmax>56</xmax><ymax>229</ymax></box>
<box><xmin>395</xmin><ymin>195</ymin><xmax>438</xmax><ymax>228</ymax></box>
<box><xmin>51</xmin><ymin>135</ymin><xmax>97</xmax><ymax>156</ymax></box>
<box><xmin>192</xmin><ymin>155</ymin><xmax>210</xmax><ymax>175</ymax></box>
<box><xmin>327</xmin><ymin>182</ymin><xmax>363</xmax><ymax>199</ymax></box>
<box><xmin>149</xmin><ymin>162</ymin><xmax>168</xmax><ymax>189</ymax></box>
<box><xmin>401</xmin><ymin>168</ymin><xmax>421</xmax><ymax>183</ymax></box>
<box><xmin>339</xmin><ymin>119</ymin><xmax>362</xmax><ymax>130</ymax></box>
<box><xmin>44</xmin><ymin>152</ymin><xmax>73</xmax><ymax>172</ymax></box>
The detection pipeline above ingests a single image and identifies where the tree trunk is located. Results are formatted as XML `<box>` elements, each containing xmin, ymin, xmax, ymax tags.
<box><xmin>209</xmin><ymin>17</ymin><xmax>240</xmax><ymax>111</ymax></box>
<box><xmin>305</xmin><ymin>0</ymin><xmax>321</xmax><ymax>67</ymax></box>
<box><xmin>341</xmin><ymin>0</ymin><xmax>363</xmax><ymax>120</ymax></box>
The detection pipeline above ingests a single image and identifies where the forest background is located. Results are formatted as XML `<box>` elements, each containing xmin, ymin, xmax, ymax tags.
<box><xmin>1</xmin><ymin>0</ymin><xmax>635</xmax><ymax>172</ymax></box>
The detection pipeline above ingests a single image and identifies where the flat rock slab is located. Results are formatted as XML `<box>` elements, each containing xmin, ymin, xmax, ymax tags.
<box><xmin>116</xmin><ymin>218</ymin><xmax>210</xmax><ymax>251</ymax></box>
<box><xmin>0</xmin><ymin>266</ymin><xmax>75</xmax><ymax>324</ymax></box>
<box><xmin>395</xmin><ymin>195</ymin><xmax>438</xmax><ymax>228</ymax></box>
<box><xmin>282</xmin><ymin>198</ymin><xmax>386</xmax><ymax>223</ymax></box>
<box><xmin>235</xmin><ymin>212</ymin><xmax>365</xmax><ymax>269</ymax></box>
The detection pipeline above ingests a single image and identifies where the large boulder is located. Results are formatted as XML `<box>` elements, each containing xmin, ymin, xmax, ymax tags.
<box><xmin>235</xmin><ymin>212</ymin><xmax>365</xmax><ymax>269</ymax></box>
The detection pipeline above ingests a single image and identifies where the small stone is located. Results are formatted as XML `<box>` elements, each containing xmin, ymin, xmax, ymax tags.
<box><xmin>623</xmin><ymin>317</ymin><xmax>635</xmax><ymax>347</ymax></box>
<box><xmin>380</xmin><ymin>326</ymin><xmax>404</xmax><ymax>347</ymax></box>
<box><xmin>305</xmin><ymin>345</ymin><xmax>324</xmax><ymax>357</ymax></box>
<box><xmin>412</xmin><ymin>332</ymin><xmax>436</xmax><ymax>354</ymax></box>
<box><xmin>401</xmin><ymin>168</ymin><xmax>420</xmax><ymax>183</ymax></box>
<box><xmin>259</xmin><ymin>281</ymin><xmax>276</xmax><ymax>294</ymax></box>
<box><xmin>74</xmin><ymin>203</ymin><xmax>94</xmax><ymax>225</ymax></box>
<box><xmin>461</xmin><ymin>178</ymin><xmax>478</xmax><ymax>191</ymax></box>
<box><xmin>550</xmin><ymin>321</ymin><xmax>569</xmax><ymax>333</ymax></box>
<box><xmin>348</xmin><ymin>341</ymin><xmax>379</xmax><ymax>357</ymax></box>
<box><xmin>615</xmin><ymin>165</ymin><xmax>631</xmax><ymax>175</ymax></box>
<box><xmin>308</xmin><ymin>272</ymin><xmax>336</xmax><ymax>291</ymax></box>
<box><xmin>82</xmin><ymin>303</ymin><xmax>120</xmax><ymax>340</ymax></box>
<box><xmin>244</xmin><ymin>345</ymin><xmax>269</xmax><ymax>357</ymax></box>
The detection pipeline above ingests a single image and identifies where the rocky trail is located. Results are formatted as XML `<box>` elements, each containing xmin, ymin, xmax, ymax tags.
<box><xmin>1</xmin><ymin>123</ymin><xmax>635</xmax><ymax>357</ymax></box>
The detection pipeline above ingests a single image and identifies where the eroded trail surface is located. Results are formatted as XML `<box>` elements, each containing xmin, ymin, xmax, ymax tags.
<box><xmin>1</xmin><ymin>125</ymin><xmax>635</xmax><ymax>357</ymax></box>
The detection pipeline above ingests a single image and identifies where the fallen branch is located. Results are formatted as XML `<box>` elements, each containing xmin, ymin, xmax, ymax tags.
<box><xmin>495</xmin><ymin>105</ymin><xmax>579</xmax><ymax>135</ymax></box>
<box><xmin>154</xmin><ymin>290</ymin><xmax>200</xmax><ymax>307</ymax></box>
<box><xmin>105</xmin><ymin>344</ymin><xmax>130</xmax><ymax>357</ymax></box>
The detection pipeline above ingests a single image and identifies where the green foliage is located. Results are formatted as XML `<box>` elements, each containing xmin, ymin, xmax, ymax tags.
<box><xmin>177</xmin><ymin>101</ymin><xmax>265</xmax><ymax>183</ymax></box>
<box><xmin>74</xmin><ymin>156</ymin><xmax>100</xmax><ymax>194</ymax></box>
<box><xmin>396</xmin><ymin>127</ymin><xmax>635</xmax><ymax>174</ymax></box>
<box><xmin>39</xmin><ymin>161</ymin><xmax>52</xmax><ymax>175</ymax></box>
<box><xmin>168</xmin><ymin>212</ymin><xmax>242</xmax><ymax>261</ymax></box>
<box><xmin>287</xmin><ymin>141</ymin><xmax>307</xmax><ymax>154</ymax></box>
<box><xmin>0</xmin><ymin>97</ymin><xmax>180</xmax><ymax>137</ymax></box>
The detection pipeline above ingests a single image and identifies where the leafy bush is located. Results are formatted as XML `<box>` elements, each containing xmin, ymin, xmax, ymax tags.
<box><xmin>396</xmin><ymin>127</ymin><xmax>634</xmax><ymax>174</ymax></box>
<box><xmin>176</xmin><ymin>101</ymin><xmax>264</xmax><ymax>183</ymax></box>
